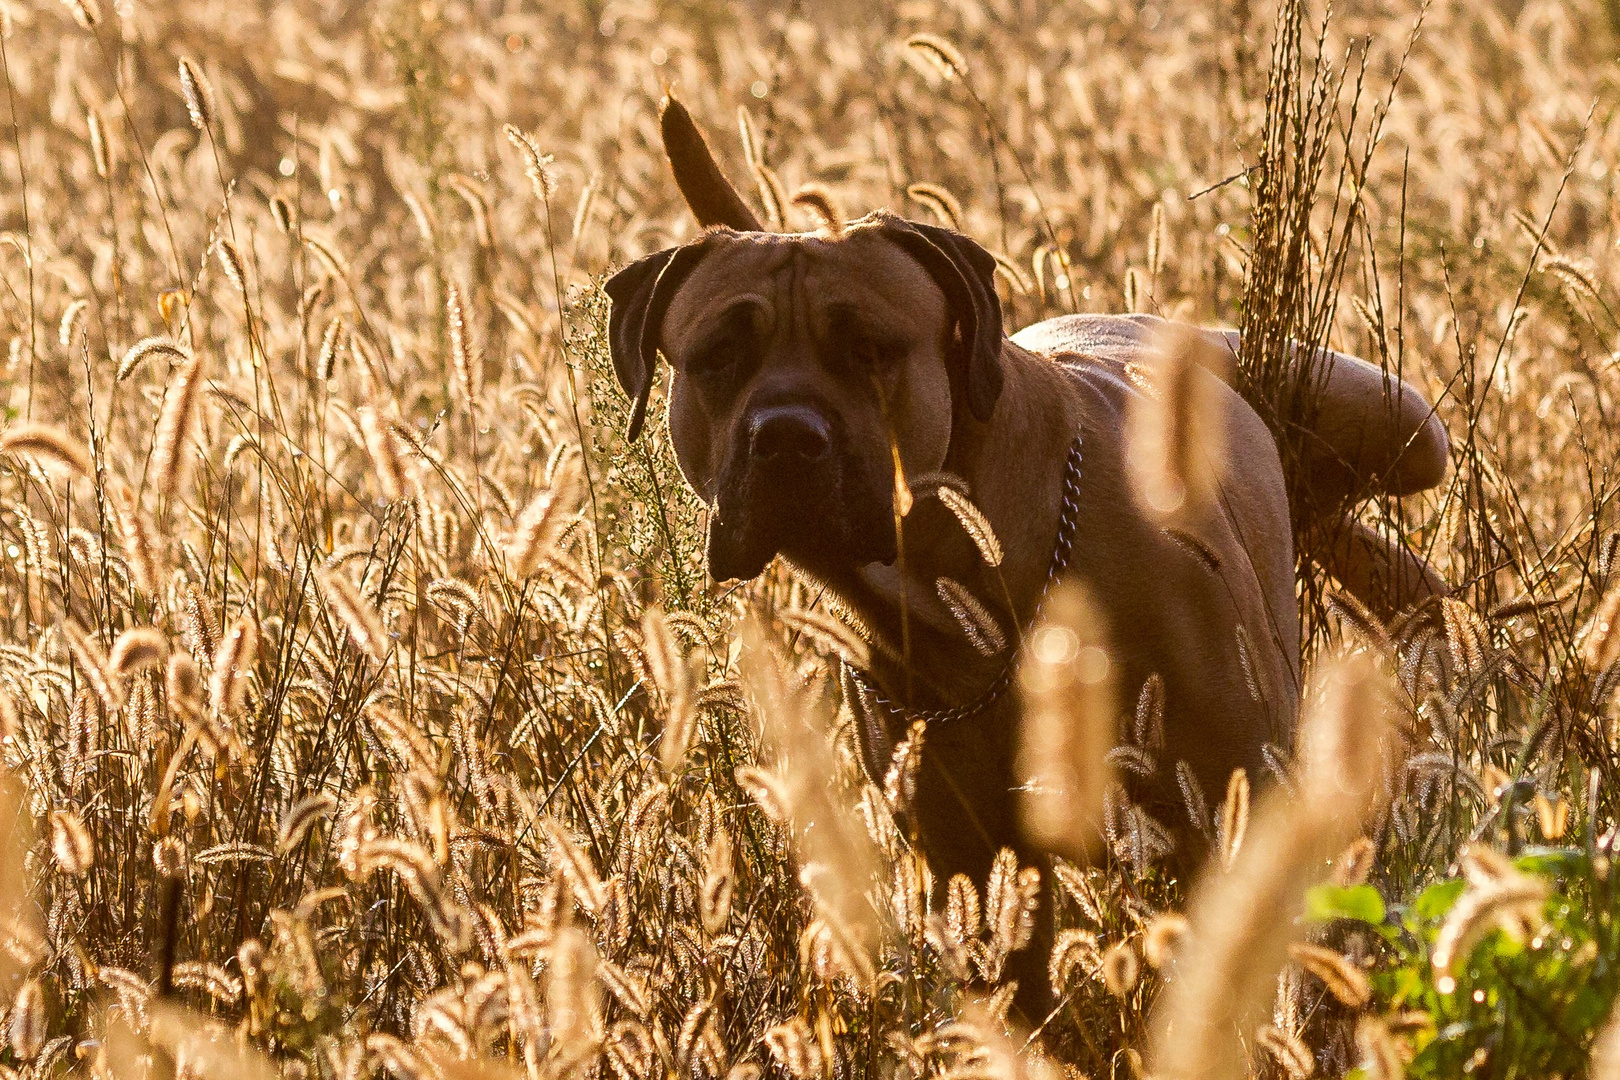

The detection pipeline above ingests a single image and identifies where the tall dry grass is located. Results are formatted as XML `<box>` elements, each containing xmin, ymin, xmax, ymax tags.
<box><xmin>0</xmin><ymin>1</ymin><xmax>1616</xmax><ymax>1078</ymax></box>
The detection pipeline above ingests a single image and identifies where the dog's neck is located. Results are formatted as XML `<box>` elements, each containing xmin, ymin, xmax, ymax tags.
<box><xmin>814</xmin><ymin>341</ymin><xmax>1085</xmax><ymax>708</ymax></box>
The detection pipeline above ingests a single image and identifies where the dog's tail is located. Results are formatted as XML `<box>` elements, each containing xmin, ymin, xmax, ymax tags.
<box><xmin>1210</xmin><ymin>329</ymin><xmax>1451</xmax><ymax>623</ymax></box>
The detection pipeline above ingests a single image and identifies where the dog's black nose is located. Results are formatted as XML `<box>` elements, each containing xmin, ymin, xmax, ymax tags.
<box><xmin>749</xmin><ymin>405</ymin><xmax>832</xmax><ymax>463</ymax></box>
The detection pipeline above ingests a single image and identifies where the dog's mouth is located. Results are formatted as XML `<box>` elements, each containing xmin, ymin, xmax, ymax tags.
<box><xmin>706</xmin><ymin>415</ymin><xmax>897</xmax><ymax>581</ymax></box>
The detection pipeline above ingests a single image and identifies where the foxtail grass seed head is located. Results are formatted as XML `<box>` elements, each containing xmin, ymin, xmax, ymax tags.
<box><xmin>58</xmin><ymin>298</ymin><xmax>87</xmax><ymax>349</ymax></box>
<box><xmin>699</xmin><ymin>829</ymin><xmax>733</xmax><ymax>935</ymax></box>
<box><xmin>1256</xmin><ymin>1028</ymin><xmax>1314</xmax><ymax>1080</ymax></box>
<box><xmin>643</xmin><ymin>607</ymin><xmax>697</xmax><ymax>774</ymax></box>
<box><xmin>166</xmin><ymin>651</ymin><xmax>202</xmax><ymax>718</ymax></box>
<box><xmin>0</xmin><ymin>422</ymin><xmax>92</xmax><ymax>479</ymax></box>
<box><xmin>790</xmin><ymin>184</ymin><xmax>843</xmax><ymax>234</ymax></box>
<box><xmin>946</xmin><ymin>873</ymin><xmax>980</xmax><ymax>944</ymax></box>
<box><xmin>1295</xmin><ymin>654</ymin><xmax>1400</xmax><ymax>818</ymax></box>
<box><xmin>153</xmin><ymin>836</ymin><xmax>186</xmax><ymax>877</ymax></box>
<box><xmin>777</xmin><ymin>605</ymin><xmax>872</xmax><ymax>669</ymax></box>
<box><xmin>1218</xmin><ymin>767</ymin><xmax>1250</xmax><ymax>869</ymax></box>
<box><xmin>357</xmin><ymin>406</ymin><xmax>405</xmax><ymax>502</ymax></box>
<box><xmin>1124</xmin><ymin>266</ymin><xmax>1142</xmax><ymax>313</ymax></box>
<box><xmin>1579</xmin><ymin>581</ymin><xmax>1620</xmax><ymax>671</ymax></box>
<box><xmin>1101</xmin><ymin>941</ymin><xmax>1140</xmax><ymax>997</ymax></box>
<box><xmin>982</xmin><ymin>850</ymin><xmax>1040</xmax><ymax>978</ymax></box>
<box><xmin>733</xmin><ymin>765</ymin><xmax>792</xmax><ymax>825</ymax></box>
<box><xmin>741</xmin><ymin>618</ymin><xmax>882</xmax><ymax>976</ymax></box>
<box><xmin>1535</xmin><ymin>792</ymin><xmax>1569</xmax><ymax>840</ymax></box>
<box><xmin>152</xmin><ymin>354</ymin><xmax>203</xmax><ymax>503</ymax></box>
<box><xmin>935</xmin><ymin>577</ymin><xmax>1006</xmax><ymax>655</ymax></box>
<box><xmin>907</xmin><ymin>182</ymin><xmax>964</xmax><ymax>232</ymax></box>
<box><xmin>571</xmin><ymin>174</ymin><xmax>599</xmax><ymax>242</ymax></box>
<box><xmin>1430</xmin><ymin>868</ymin><xmax>1549</xmax><ymax>991</ymax></box>
<box><xmin>178</xmin><ymin>58</ymin><xmax>214</xmax><ymax>130</ymax></box>
<box><xmin>1049</xmin><ymin>927</ymin><xmax>1100</xmax><ymax>992</ymax></box>
<box><xmin>87</xmin><ymin>108</ymin><xmax>110</xmax><ymax>177</ymax></box>
<box><xmin>426</xmin><ymin>577</ymin><xmax>480</xmax><ymax>636</ymax></box>
<box><xmin>216</xmin><ymin>240</ymin><xmax>247</xmax><ymax>293</ymax></box>
<box><xmin>883</xmin><ymin>720</ymin><xmax>926</xmax><ymax>811</ymax></box>
<box><xmin>9</xmin><ymin>978</ymin><xmax>44</xmax><ymax>1060</ymax></box>
<box><xmin>1333</xmin><ymin>836</ymin><xmax>1377</xmax><ymax>886</ymax></box>
<box><xmin>764</xmin><ymin>1017</ymin><xmax>822</xmax><ymax>1080</ymax></box>
<box><xmin>209</xmin><ymin>615</ymin><xmax>258</xmax><ymax>716</ymax></box>
<box><xmin>269</xmin><ymin>193</ymin><xmax>294</xmax><ymax>233</ymax></box>
<box><xmin>117</xmin><ymin>337</ymin><xmax>189</xmax><ymax>383</ymax></box>
<box><xmin>905</xmin><ymin>33</ymin><xmax>967</xmax><ymax>79</ymax></box>
<box><xmin>507</xmin><ymin>451</ymin><xmax>582</xmax><ymax>578</ymax></box>
<box><xmin>445</xmin><ymin>280</ymin><xmax>480</xmax><ymax>403</ymax></box>
<box><xmin>315</xmin><ymin>566</ymin><xmax>390</xmax><ymax>661</ymax></box>
<box><xmin>317</xmin><ymin>315</ymin><xmax>345</xmax><ymax>381</ymax></box>
<box><xmin>935</xmin><ymin>486</ymin><xmax>1003</xmax><ymax>566</ymax></box>
<box><xmin>238</xmin><ymin>938</ymin><xmax>265</xmax><ymax>1000</ymax></box>
<box><xmin>50</xmin><ymin>809</ymin><xmax>94</xmax><ymax>875</ymax></box>
<box><xmin>1126</xmin><ymin>323</ymin><xmax>1230</xmax><ymax>520</ymax></box>
<box><xmin>110</xmin><ymin>628</ymin><xmax>169</xmax><ymax>677</ymax></box>
<box><xmin>1149</xmin><ymin>202</ymin><xmax>1167</xmax><ymax>277</ymax></box>
<box><xmin>62</xmin><ymin>618</ymin><xmax>123</xmax><ymax>714</ymax></box>
<box><xmin>1142</xmin><ymin>913</ymin><xmax>1189</xmax><ymax>969</ymax></box>
<box><xmin>278</xmin><ymin>792</ymin><xmax>337</xmax><ymax>855</ymax></box>
<box><xmin>1017</xmin><ymin>582</ymin><xmax>1115</xmax><ymax>860</ymax></box>
<box><xmin>1288</xmin><ymin>941</ymin><xmax>1371</xmax><ymax>1009</ymax></box>
<box><xmin>1356</xmin><ymin>1016</ymin><xmax>1406</xmax><ymax>1080</ymax></box>
<box><xmin>545</xmin><ymin>926</ymin><xmax>602</xmax><ymax>1067</ymax></box>
<box><xmin>180</xmin><ymin>583</ymin><xmax>218</xmax><ymax>657</ymax></box>
<box><xmin>503</xmin><ymin>124</ymin><xmax>555</xmax><ymax>201</ymax></box>
<box><xmin>67</xmin><ymin>688</ymin><xmax>98</xmax><ymax>788</ymax></box>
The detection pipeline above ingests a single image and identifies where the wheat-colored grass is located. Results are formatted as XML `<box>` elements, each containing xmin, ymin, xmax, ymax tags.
<box><xmin>0</xmin><ymin>1</ymin><xmax>1613</xmax><ymax>1077</ymax></box>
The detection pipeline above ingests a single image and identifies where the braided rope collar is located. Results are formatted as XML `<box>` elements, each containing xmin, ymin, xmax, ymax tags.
<box><xmin>843</xmin><ymin>433</ymin><xmax>1084</xmax><ymax>727</ymax></box>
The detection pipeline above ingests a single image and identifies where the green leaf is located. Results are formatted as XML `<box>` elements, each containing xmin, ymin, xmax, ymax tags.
<box><xmin>1513</xmin><ymin>847</ymin><xmax>1585</xmax><ymax>877</ymax></box>
<box><xmin>1413</xmin><ymin>878</ymin><xmax>1468</xmax><ymax>923</ymax></box>
<box><xmin>1305</xmin><ymin>882</ymin><xmax>1387</xmax><ymax>925</ymax></box>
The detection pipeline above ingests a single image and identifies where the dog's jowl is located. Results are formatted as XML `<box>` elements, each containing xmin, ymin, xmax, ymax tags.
<box><xmin>606</xmin><ymin>99</ymin><xmax>1450</xmax><ymax>1021</ymax></box>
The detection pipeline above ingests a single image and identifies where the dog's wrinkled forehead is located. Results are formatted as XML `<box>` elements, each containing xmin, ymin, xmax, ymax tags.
<box><xmin>604</xmin><ymin>207</ymin><xmax>1004</xmax><ymax>441</ymax></box>
<box><xmin>657</xmin><ymin>227</ymin><xmax>952</xmax><ymax>357</ymax></box>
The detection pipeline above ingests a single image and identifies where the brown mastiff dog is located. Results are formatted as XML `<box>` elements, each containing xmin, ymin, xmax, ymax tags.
<box><xmin>605</xmin><ymin>101</ymin><xmax>1449</xmax><ymax>1018</ymax></box>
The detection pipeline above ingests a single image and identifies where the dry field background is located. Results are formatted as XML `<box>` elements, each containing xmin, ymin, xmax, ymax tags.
<box><xmin>0</xmin><ymin>0</ymin><xmax>1618</xmax><ymax>1077</ymax></box>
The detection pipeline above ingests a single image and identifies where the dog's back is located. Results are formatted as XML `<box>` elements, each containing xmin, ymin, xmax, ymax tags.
<box><xmin>1012</xmin><ymin>314</ymin><xmax>1303</xmax><ymax>810</ymax></box>
<box><xmin>1011</xmin><ymin>310</ymin><xmax>1449</xmax><ymax>804</ymax></box>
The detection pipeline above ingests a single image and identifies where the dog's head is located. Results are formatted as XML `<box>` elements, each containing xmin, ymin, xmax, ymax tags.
<box><xmin>604</xmin><ymin>101</ymin><xmax>1004</xmax><ymax>582</ymax></box>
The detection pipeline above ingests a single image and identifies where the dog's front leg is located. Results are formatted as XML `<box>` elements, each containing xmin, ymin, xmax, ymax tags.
<box><xmin>909</xmin><ymin>706</ymin><xmax>1060</xmax><ymax>1027</ymax></box>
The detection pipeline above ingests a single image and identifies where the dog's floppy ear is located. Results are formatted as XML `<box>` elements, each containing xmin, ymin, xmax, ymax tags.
<box><xmin>879</xmin><ymin>216</ymin><xmax>1004</xmax><ymax>422</ymax></box>
<box><xmin>603</xmin><ymin>238</ymin><xmax>718</xmax><ymax>441</ymax></box>
<box><xmin>660</xmin><ymin>97</ymin><xmax>763</xmax><ymax>232</ymax></box>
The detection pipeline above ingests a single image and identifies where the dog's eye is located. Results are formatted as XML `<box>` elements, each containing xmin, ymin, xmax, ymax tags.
<box><xmin>689</xmin><ymin>335</ymin><xmax>752</xmax><ymax>374</ymax></box>
<box><xmin>841</xmin><ymin>332</ymin><xmax>899</xmax><ymax>374</ymax></box>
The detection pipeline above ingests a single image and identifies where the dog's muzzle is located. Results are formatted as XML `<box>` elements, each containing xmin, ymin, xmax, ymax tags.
<box><xmin>706</xmin><ymin>401</ymin><xmax>898</xmax><ymax>581</ymax></box>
